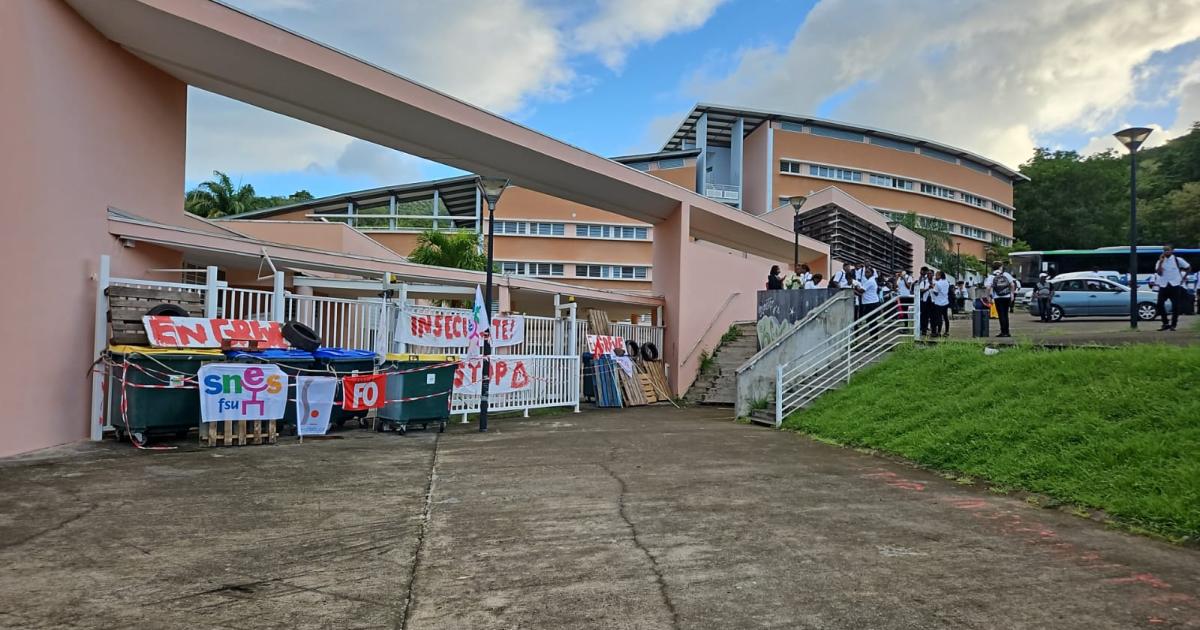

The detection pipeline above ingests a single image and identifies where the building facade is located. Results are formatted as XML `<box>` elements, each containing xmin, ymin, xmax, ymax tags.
<box><xmin>236</xmin><ymin>104</ymin><xmax>1019</xmax><ymax>290</ymax></box>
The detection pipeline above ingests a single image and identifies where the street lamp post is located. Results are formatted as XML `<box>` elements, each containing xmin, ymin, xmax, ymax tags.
<box><xmin>1113</xmin><ymin>127</ymin><xmax>1153</xmax><ymax>329</ymax></box>
<box><xmin>789</xmin><ymin>195</ymin><xmax>807</xmax><ymax>271</ymax></box>
<box><xmin>476</xmin><ymin>176</ymin><xmax>509</xmax><ymax>432</ymax></box>
<box><xmin>956</xmin><ymin>242</ymin><xmax>963</xmax><ymax>281</ymax></box>
<box><xmin>886</xmin><ymin>219</ymin><xmax>900</xmax><ymax>275</ymax></box>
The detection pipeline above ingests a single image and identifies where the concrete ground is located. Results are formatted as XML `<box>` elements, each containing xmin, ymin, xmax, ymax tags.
<box><xmin>2</xmin><ymin>407</ymin><xmax>1198</xmax><ymax>629</ymax></box>
<box><xmin>946</xmin><ymin>310</ymin><xmax>1200</xmax><ymax>346</ymax></box>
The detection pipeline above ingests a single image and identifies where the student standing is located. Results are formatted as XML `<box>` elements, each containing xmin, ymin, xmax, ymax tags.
<box><xmin>859</xmin><ymin>267</ymin><xmax>881</xmax><ymax>318</ymax></box>
<box><xmin>804</xmin><ymin>274</ymin><xmax>823</xmax><ymax>289</ymax></box>
<box><xmin>917</xmin><ymin>267</ymin><xmax>934</xmax><ymax>337</ymax></box>
<box><xmin>766</xmin><ymin>265</ymin><xmax>784</xmax><ymax>290</ymax></box>
<box><xmin>830</xmin><ymin>263</ymin><xmax>853</xmax><ymax>290</ymax></box>
<box><xmin>1033</xmin><ymin>273</ymin><xmax>1054</xmax><ymax>322</ymax></box>
<box><xmin>796</xmin><ymin>263</ymin><xmax>813</xmax><ymax>288</ymax></box>
<box><xmin>931</xmin><ymin>271</ymin><xmax>951</xmax><ymax>337</ymax></box>
<box><xmin>1155</xmin><ymin>244</ymin><xmax>1191</xmax><ymax>330</ymax></box>
<box><xmin>984</xmin><ymin>261</ymin><xmax>1017</xmax><ymax>338</ymax></box>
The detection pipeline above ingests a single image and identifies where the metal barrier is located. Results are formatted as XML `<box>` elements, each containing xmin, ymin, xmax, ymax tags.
<box><xmin>284</xmin><ymin>294</ymin><xmax>383</xmax><ymax>352</ymax></box>
<box><xmin>218</xmin><ymin>287</ymin><xmax>274</xmax><ymax>321</ymax></box>
<box><xmin>451</xmin><ymin>355</ymin><xmax>580</xmax><ymax>418</ymax></box>
<box><xmin>609</xmin><ymin>322</ymin><xmax>664</xmax><ymax>354</ymax></box>
<box><xmin>775</xmin><ymin>296</ymin><xmax>917</xmax><ymax>427</ymax></box>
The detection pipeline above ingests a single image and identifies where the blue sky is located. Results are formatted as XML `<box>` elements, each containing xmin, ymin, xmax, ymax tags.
<box><xmin>186</xmin><ymin>0</ymin><xmax>1200</xmax><ymax>198</ymax></box>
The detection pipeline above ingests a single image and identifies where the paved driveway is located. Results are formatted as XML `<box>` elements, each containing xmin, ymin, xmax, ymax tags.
<box><xmin>2</xmin><ymin>407</ymin><xmax>1197</xmax><ymax>629</ymax></box>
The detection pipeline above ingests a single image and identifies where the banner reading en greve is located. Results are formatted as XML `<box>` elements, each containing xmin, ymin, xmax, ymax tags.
<box><xmin>199</xmin><ymin>364</ymin><xmax>289</xmax><ymax>422</ymax></box>
<box><xmin>454</xmin><ymin>357</ymin><xmax>531</xmax><ymax>394</ymax></box>
<box><xmin>587</xmin><ymin>334</ymin><xmax>626</xmax><ymax>357</ymax></box>
<box><xmin>399</xmin><ymin>312</ymin><xmax>524</xmax><ymax>348</ymax></box>
<box><xmin>144</xmin><ymin>316</ymin><xmax>288</xmax><ymax>349</ymax></box>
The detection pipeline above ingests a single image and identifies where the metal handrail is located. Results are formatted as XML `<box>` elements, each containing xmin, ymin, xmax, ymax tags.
<box><xmin>683</xmin><ymin>291</ymin><xmax>744</xmax><ymax>364</ymax></box>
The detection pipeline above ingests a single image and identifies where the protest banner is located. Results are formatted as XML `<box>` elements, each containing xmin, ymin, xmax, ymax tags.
<box><xmin>398</xmin><ymin>312</ymin><xmax>524</xmax><ymax>348</ymax></box>
<box><xmin>454</xmin><ymin>357</ymin><xmax>531</xmax><ymax>394</ymax></box>
<box><xmin>342</xmin><ymin>373</ymin><xmax>387</xmax><ymax>410</ymax></box>
<box><xmin>586</xmin><ymin>334</ymin><xmax>626</xmax><ymax>357</ymax></box>
<box><xmin>143</xmin><ymin>316</ymin><xmax>288</xmax><ymax>349</ymax></box>
<box><xmin>198</xmin><ymin>364</ymin><xmax>288</xmax><ymax>422</ymax></box>
<box><xmin>296</xmin><ymin>376</ymin><xmax>337</xmax><ymax>436</ymax></box>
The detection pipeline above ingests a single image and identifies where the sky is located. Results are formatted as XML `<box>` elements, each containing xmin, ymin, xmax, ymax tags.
<box><xmin>185</xmin><ymin>0</ymin><xmax>1200</xmax><ymax>198</ymax></box>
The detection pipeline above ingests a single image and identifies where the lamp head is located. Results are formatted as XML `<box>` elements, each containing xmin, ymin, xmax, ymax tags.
<box><xmin>478</xmin><ymin>176</ymin><xmax>510</xmax><ymax>206</ymax></box>
<box><xmin>886</xmin><ymin>219</ymin><xmax>900</xmax><ymax>233</ymax></box>
<box><xmin>788</xmin><ymin>195</ymin><xmax>807</xmax><ymax>214</ymax></box>
<box><xmin>1113</xmin><ymin>127</ymin><xmax>1154</xmax><ymax>153</ymax></box>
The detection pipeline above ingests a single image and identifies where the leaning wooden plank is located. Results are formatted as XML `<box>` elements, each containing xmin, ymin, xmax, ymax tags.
<box><xmin>236</xmin><ymin>421</ymin><xmax>247</xmax><ymax>446</ymax></box>
<box><xmin>223</xmin><ymin>420</ymin><xmax>233</xmax><ymax>446</ymax></box>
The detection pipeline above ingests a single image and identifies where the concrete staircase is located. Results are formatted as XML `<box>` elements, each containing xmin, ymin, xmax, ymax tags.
<box><xmin>689</xmin><ymin>322</ymin><xmax>759</xmax><ymax>406</ymax></box>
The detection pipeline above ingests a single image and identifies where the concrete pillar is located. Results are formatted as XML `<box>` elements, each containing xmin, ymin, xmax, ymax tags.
<box><xmin>731</xmin><ymin>117</ymin><xmax>744</xmax><ymax>210</ymax></box>
<box><xmin>498</xmin><ymin>283</ymin><xmax>512</xmax><ymax>313</ymax></box>
<box><xmin>651</xmin><ymin>203</ymin><xmax>689</xmax><ymax>395</ymax></box>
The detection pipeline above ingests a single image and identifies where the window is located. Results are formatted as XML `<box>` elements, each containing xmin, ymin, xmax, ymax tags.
<box><xmin>1056</xmin><ymin>280</ymin><xmax>1085</xmax><ymax>292</ymax></box>
<box><xmin>961</xmin><ymin>193</ymin><xmax>988</xmax><ymax>208</ymax></box>
<box><xmin>494</xmin><ymin>221</ymin><xmax>563</xmax><ymax>236</ymax></box>
<box><xmin>991</xmin><ymin>169</ymin><xmax>1012</xmax><ymax>181</ymax></box>
<box><xmin>869</xmin><ymin>136</ymin><xmax>917</xmax><ymax>152</ymax></box>
<box><xmin>498</xmin><ymin>261</ymin><xmax>563</xmax><ymax>276</ymax></box>
<box><xmin>809</xmin><ymin>125</ymin><xmax>865</xmax><ymax>142</ymax></box>
<box><xmin>530</xmin><ymin>222</ymin><xmax>564</xmax><ymax>236</ymax></box>
<box><xmin>627</xmin><ymin>161</ymin><xmax>651</xmax><ymax>171</ymax></box>
<box><xmin>961</xmin><ymin>159</ymin><xmax>990</xmax><ymax>174</ymax></box>
<box><xmin>656</xmin><ymin>157</ymin><xmax>685</xmax><ymax>169</ymax></box>
<box><xmin>779</xmin><ymin>160</ymin><xmax>802</xmax><ymax>174</ymax></box>
<box><xmin>575</xmin><ymin>224</ymin><xmax>648</xmax><ymax>240</ymax></box>
<box><xmin>809</xmin><ymin>164</ymin><xmax>862</xmax><ymax>182</ymax></box>
<box><xmin>575</xmin><ymin>265</ymin><xmax>649</xmax><ymax>280</ymax></box>
<box><xmin>991</xmin><ymin>234</ymin><xmax>1013</xmax><ymax>246</ymax></box>
<box><xmin>868</xmin><ymin>174</ymin><xmax>914</xmax><ymax>190</ymax></box>
<box><xmin>921</xmin><ymin>147</ymin><xmax>959</xmax><ymax>163</ymax></box>
<box><xmin>494</xmin><ymin>220</ymin><xmax>526</xmax><ymax>235</ymax></box>
<box><xmin>960</xmin><ymin>226</ymin><xmax>986</xmax><ymax>239</ymax></box>
<box><xmin>991</xmin><ymin>202</ymin><xmax>1013</xmax><ymax>217</ymax></box>
<box><xmin>780</xmin><ymin>121</ymin><xmax>805</xmax><ymax>132</ymax></box>
<box><xmin>920</xmin><ymin>183</ymin><xmax>956</xmax><ymax>199</ymax></box>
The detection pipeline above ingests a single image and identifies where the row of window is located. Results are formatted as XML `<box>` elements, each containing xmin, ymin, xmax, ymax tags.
<box><xmin>782</xmin><ymin>160</ymin><xmax>1015</xmax><ymax>217</ymax></box>
<box><xmin>877</xmin><ymin>209</ymin><xmax>1012</xmax><ymax>247</ymax></box>
<box><xmin>576</xmin><ymin>224</ymin><xmax>649</xmax><ymax>240</ymax></box>
<box><xmin>491</xmin><ymin>221</ymin><xmax>649</xmax><ymax>240</ymax></box>
<box><xmin>777</xmin><ymin>122</ymin><xmax>1003</xmax><ymax>178</ymax></box>
<box><xmin>496</xmin><ymin>262</ymin><xmax>650</xmax><ymax>280</ymax></box>
<box><xmin>626</xmin><ymin>157</ymin><xmax>686</xmax><ymax>171</ymax></box>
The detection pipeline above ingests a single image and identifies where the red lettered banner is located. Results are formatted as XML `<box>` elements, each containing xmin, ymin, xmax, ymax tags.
<box><xmin>342</xmin><ymin>374</ymin><xmax>387</xmax><ymax>410</ymax></box>
<box><xmin>143</xmin><ymin>316</ymin><xmax>288</xmax><ymax>349</ymax></box>
<box><xmin>453</xmin><ymin>358</ymin><xmax>531</xmax><ymax>394</ymax></box>
<box><xmin>586</xmin><ymin>334</ymin><xmax>626</xmax><ymax>357</ymax></box>
<box><xmin>398</xmin><ymin>313</ymin><xmax>524</xmax><ymax>348</ymax></box>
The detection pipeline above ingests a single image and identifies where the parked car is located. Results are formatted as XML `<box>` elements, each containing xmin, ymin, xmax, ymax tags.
<box><xmin>1028</xmin><ymin>277</ymin><xmax>1168</xmax><ymax>321</ymax></box>
<box><xmin>1018</xmin><ymin>270</ymin><xmax>1126</xmax><ymax>307</ymax></box>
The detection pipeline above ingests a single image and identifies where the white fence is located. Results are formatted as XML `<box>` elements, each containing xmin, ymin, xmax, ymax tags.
<box><xmin>218</xmin><ymin>287</ymin><xmax>274</xmax><ymax>321</ymax></box>
<box><xmin>450</xmin><ymin>355</ymin><xmax>581</xmax><ymax>418</ymax></box>
<box><xmin>285</xmin><ymin>294</ymin><xmax>384</xmax><ymax>353</ymax></box>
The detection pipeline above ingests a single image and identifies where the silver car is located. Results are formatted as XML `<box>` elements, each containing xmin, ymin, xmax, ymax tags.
<box><xmin>1028</xmin><ymin>277</ymin><xmax>1167</xmax><ymax>321</ymax></box>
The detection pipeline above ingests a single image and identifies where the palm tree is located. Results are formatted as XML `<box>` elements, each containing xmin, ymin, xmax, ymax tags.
<box><xmin>896</xmin><ymin>211</ymin><xmax>953</xmax><ymax>270</ymax></box>
<box><xmin>406</xmin><ymin>230</ymin><xmax>487</xmax><ymax>271</ymax></box>
<box><xmin>185</xmin><ymin>171</ymin><xmax>259</xmax><ymax>218</ymax></box>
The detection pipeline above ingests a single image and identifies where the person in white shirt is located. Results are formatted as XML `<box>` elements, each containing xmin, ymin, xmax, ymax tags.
<box><xmin>795</xmin><ymin>263</ymin><xmax>813</xmax><ymax>288</ymax></box>
<box><xmin>1155</xmin><ymin>244</ymin><xmax>1192</xmax><ymax>331</ymax></box>
<box><xmin>859</xmin><ymin>267</ymin><xmax>881</xmax><ymax>318</ymax></box>
<box><xmin>803</xmin><ymin>273</ymin><xmax>823</xmax><ymax>289</ymax></box>
<box><xmin>830</xmin><ymin>263</ymin><xmax>853</xmax><ymax>290</ymax></box>
<box><xmin>983</xmin><ymin>261</ymin><xmax>1017</xmax><ymax>338</ymax></box>
<box><xmin>931</xmin><ymin>271</ymin><xmax>951</xmax><ymax>337</ymax></box>
<box><xmin>895</xmin><ymin>271</ymin><xmax>913</xmax><ymax>299</ymax></box>
<box><xmin>916</xmin><ymin>267</ymin><xmax>934</xmax><ymax>336</ymax></box>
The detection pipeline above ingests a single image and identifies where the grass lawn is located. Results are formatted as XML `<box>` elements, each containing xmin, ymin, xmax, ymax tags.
<box><xmin>782</xmin><ymin>342</ymin><xmax>1200</xmax><ymax>541</ymax></box>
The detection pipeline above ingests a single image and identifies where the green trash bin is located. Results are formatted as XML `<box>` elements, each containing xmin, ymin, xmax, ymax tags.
<box><xmin>314</xmin><ymin>348</ymin><xmax>379</xmax><ymax>429</ymax></box>
<box><xmin>377</xmin><ymin>353</ymin><xmax>458</xmax><ymax>435</ymax></box>
<box><xmin>106</xmin><ymin>345</ymin><xmax>225</xmax><ymax>446</ymax></box>
<box><xmin>225</xmin><ymin>349</ymin><xmax>316</xmax><ymax>435</ymax></box>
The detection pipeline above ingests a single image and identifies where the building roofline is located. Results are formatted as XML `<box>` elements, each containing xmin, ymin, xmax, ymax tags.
<box><xmin>610</xmin><ymin>148</ymin><xmax>701</xmax><ymax>164</ymax></box>
<box><xmin>664</xmin><ymin>103</ymin><xmax>1029</xmax><ymax>182</ymax></box>
<box><xmin>220</xmin><ymin>174</ymin><xmax>479</xmax><ymax>220</ymax></box>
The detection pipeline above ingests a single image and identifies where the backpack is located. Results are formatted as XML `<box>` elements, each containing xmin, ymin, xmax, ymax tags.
<box><xmin>992</xmin><ymin>273</ymin><xmax>1012</xmax><ymax>298</ymax></box>
<box><xmin>1036</xmin><ymin>282</ymin><xmax>1051</xmax><ymax>298</ymax></box>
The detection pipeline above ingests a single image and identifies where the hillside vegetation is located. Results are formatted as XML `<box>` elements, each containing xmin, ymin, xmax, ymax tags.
<box><xmin>783</xmin><ymin>343</ymin><xmax>1200</xmax><ymax>541</ymax></box>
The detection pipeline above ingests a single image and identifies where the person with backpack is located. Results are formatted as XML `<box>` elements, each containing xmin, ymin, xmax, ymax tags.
<box><xmin>1033</xmin><ymin>273</ymin><xmax>1054</xmax><ymax>323</ymax></box>
<box><xmin>830</xmin><ymin>262</ymin><xmax>853</xmax><ymax>290</ymax></box>
<box><xmin>984</xmin><ymin>261</ymin><xmax>1017</xmax><ymax>337</ymax></box>
<box><xmin>1155</xmin><ymin>244</ymin><xmax>1191</xmax><ymax>331</ymax></box>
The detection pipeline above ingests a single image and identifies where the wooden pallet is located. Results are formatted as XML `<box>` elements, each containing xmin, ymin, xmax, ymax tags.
<box><xmin>638</xmin><ymin>374</ymin><xmax>658</xmax><ymax>403</ymax></box>
<box><xmin>587</xmin><ymin>309</ymin><xmax>611</xmax><ymax>336</ymax></box>
<box><xmin>107</xmin><ymin>285</ymin><xmax>204</xmax><ymax>345</ymax></box>
<box><xmin>201</xmin><ymin>420</ymin><xmax>278</xmax><ymax>447</ymax></box>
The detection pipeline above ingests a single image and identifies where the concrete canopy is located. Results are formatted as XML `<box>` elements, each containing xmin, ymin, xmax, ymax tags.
<box><xmin>65</xmin><ymin>0</ymin><xmax>827</xmax><ymax>264</ymax></box>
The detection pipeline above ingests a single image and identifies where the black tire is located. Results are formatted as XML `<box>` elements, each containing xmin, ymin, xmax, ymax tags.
<box><xmin>374</xmin><ymin>419</ymin><xmax>386</xmax><ymax>433</ymax></box>
<box><xmin>438</xmin><ymin>422</ymin><xmax>446</xmax><ymax>433</ymax></box>
<box><xmin>282</xmin><ymin>320</ymin><xmax>322</xmax><ymax>351</ymax></box>
<box><xmin>145</xmin><ymin>303</ymin><xmax>189</xmax><ymax>318</ymax></box>
<box><xmin>1049</xmin><ymin>305</ymin><xmax>1064</xmax><ymax>322</ymax></box>
<box><xmin>1137</xmin><ymin>302</ymin><xmax>1160</xmax><ymax>322</ymax></box>
<box><xmin>131</xmin><ymin>432</ymin><xmax>148</xmax><ymax>447</ymax></box>
<box><xmin>625</xmin><ymin>340</ymin><xmax>640</xmax><ymax>358</ymax></box>
<box><xmin>640</xmin><ymin>342</ymin><xmax>660</xmax><ymax>362</ymax></box>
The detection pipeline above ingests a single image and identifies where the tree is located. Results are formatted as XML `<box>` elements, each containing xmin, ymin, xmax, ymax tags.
<box><xmin>406</xmin><ymin>230</ymin><xmax>487</xmax><ymax>271</ymax></box>
<box><xmin>1013</xmin><ymin>149</ymin><xmax>1128</xmax><ymax>250</ymax></box>
<box><xmin>985</xmin><ymin>239</ymin><xmax>1032</xmax><ymax>265</ymax></box>
<box><xmin>185</xmin><ymin>171</ymin><xmax>259</xmax><ymax>218</ymax></box>
<box><xmin>1141</xmin><ymin>182</ymin><xmax>1200</xmax><ymax>247</ymax></box>
<box><xmin>897</xmin><ymin>211</ymin><xmax>954</xmax><ymax>270</ymax></box>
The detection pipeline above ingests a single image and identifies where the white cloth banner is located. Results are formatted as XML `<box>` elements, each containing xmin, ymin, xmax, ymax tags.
<box><xmin>295</xmin><ymin>376</ymin><xmax>337</xmax><ymax>436</ymax></box>
<box><xmin>454</xmin><ymin>357</ymin><xmax>532</xmax><ymax>394</ymax></box>
<box><xmin>398</xmin><ymin>311</ymin><xmax>525</xmax><ymax>348</ymax></box>
<box><xmin>199</xmin><ymin>363</ymin><xmax>289</xmax><ymax>422</ymax></box>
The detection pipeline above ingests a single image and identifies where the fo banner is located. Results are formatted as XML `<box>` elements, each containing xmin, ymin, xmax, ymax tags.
<box><xmin>199</xmin><ymin>364</ymin><xmax>289</xmax><ymax>422</ymax></box>
<box><xmin>399</xmin><ymin>312</ymin><xmax>525</xmax><ymax>348</ymax></box>
<box><xmin>454</xmin><ymin>357</ymin><xmax>531</xmax><ymax>394</ymax></box>
<box><xmin>296</xmin><ymin>376</ymin><xmax>337</xmax><ymax>436</ymax></box>
<box><xmin>342</xmin><ymin>374</ymin><xmax>387</xmax><ymax>411</ymax></box>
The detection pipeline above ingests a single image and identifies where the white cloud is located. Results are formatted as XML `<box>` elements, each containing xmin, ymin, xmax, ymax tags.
<box><xmin>573</xmin><ymin>0</ymin><xmax>727</xmax><ymax>71</ymax></box>
<box><xmin>689</xmin><ymin>0</ymin><xmax>1200</xmax><ymax>168</ymax></box>
<box><xmin>333</xmin><ymin>140</ymin><xmax>425</xmax><ymax>182</ymax></box>
<box><xmin>1165</xmin><ymin>58</ymin><xmax>1200</xmax><ymax>137</ymax></box>
<box><xmin>1079</xmin><ymin>123</ymin><xmax>1167</xmax><ymax>156</ymax></box>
